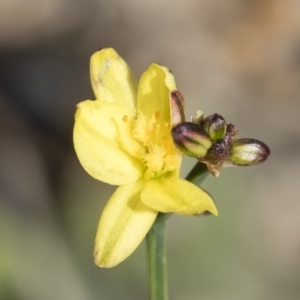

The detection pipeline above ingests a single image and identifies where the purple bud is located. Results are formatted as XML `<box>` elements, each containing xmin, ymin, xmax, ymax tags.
<box><xmin>224</xmin><ymin>123</ymin><xmax>238</xmax><ymax>144</ymax></box>
<box><xmin>201</xmin><ymin>114</ymin><xmax>227</xmax><ymax>141</ymax></box>
<box><xmin>206</xmin><ymin>139</ymin><xmax>230</xmax><ymax>162</ymax></box>
<box><xmin>170</xmin><ymin>90</ymin><xmax>185</xmax><ymax>127</ymax></box>
<box><xmin>230</xmin><ymin>138</ymin><xmax>270</xmax><ymax>166</ymax></box>
<box><xmin>172</xmin><ymin>122</ymin><xmax>212</xmax><ymax>157</ymax></box>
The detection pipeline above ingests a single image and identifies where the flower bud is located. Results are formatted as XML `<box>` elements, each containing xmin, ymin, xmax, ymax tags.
<box><xmin>224</xmin><ymin>123</ymin><xmax>238</xmax><ymax>144</ymax></box>
<box><xmin>170</xmin><ymin>90</ymin><xmax>185</xmax><ymax>127</ymax></box>
<box><xmin>206</xmin><ymin>139</ymin><xmax>230</xmax><ymax>162</ymax></box>
<box><xmin>201</xmin><ymin>114</ymin><xmax>227</xmax><ymax>141</ymax></box>
<box><xmin>229</xmin><ymin>138</ymin><xmax>270</xmax><ymax>166</ymax></box>
<box><xmin>172</xmin><ymin>122</ymin><xmax>212</xmax><ymax>157</ymax></box>
<box><xmin>191</xmin><ymin>110</ymin><xmax>204</xmax><ymax>125</ymax></box>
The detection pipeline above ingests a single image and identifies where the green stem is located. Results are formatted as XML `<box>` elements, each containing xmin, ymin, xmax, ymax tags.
<box><xmin>185</xmin><ymin>162</ymin><xmax>209</xmax><ymax>185</ymax></box>
<box><xmin>147</xmin><ymin>213</ymin><xmax>168</xmax><ymax>300</ymax></box>
<box><xmin>146</xmin><ymin>162</ymin><xmax>209</xmax><ymax>300</ymax></box>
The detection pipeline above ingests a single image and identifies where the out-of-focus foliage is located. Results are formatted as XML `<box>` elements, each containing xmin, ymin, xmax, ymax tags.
<box><xmin>0</xmin><ymin>0</ymin><xmax>299</xmax><ymax>299</ymax></box>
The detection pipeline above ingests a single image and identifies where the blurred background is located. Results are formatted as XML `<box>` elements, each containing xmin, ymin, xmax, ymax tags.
<box><xmin>0</xmin><ymin>0</ymin><xmax>299</xmax><ymax>299</ymax></box>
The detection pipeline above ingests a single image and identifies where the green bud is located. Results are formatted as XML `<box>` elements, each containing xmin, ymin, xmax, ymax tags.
<box><xmin>230</xmin><ymin>138</ymin><xmax>270</xmax><ymax>166</ymax></box>
<box><xmin>201</xmin><ymin>114</ymin><xmax>227</xmax><ymax>141</ymax></box>
<box><xmin>172</xmin><ymin>122</ymin><xmax>212</xmax><ymax>157</ymax></box>
<box><xmin>191</xmin><ymin>110</ymin><xmax>204</xmax><ymax>125</ymax></box>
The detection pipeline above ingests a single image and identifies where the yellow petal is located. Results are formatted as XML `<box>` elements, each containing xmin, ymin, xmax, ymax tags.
<box><xmin>73</xmin><ymin>100</ymin><xmax>143</xmax><ymax>185</ymax></box>
<box><xmin>94</xmin><ymin>180</ymin><xmax>158</xmax><ymax>268</ymax></box>
<box><xmin>90</xmin><ymin>48</ymin><xmax>137</xmax><ymax>111</ymax></box>
<box><xmin>137</xmin><ymin>63</ymin><xmax>176</xmax><ymax>123</ymax></box>
<box><xmin>141</xmin><ymin>177</ymin><xmax>218</xmax><ymax>216</ymax></box>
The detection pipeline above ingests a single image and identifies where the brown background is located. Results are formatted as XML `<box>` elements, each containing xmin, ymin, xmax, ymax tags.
<box><xmin>0</xmin><ymin>0</ymin><xmax>299</xmax><ymax>299</ymax></box>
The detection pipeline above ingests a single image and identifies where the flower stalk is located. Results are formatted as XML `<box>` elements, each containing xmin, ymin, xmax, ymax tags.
<box><xmin>147</xmin><ymin>162</ymin><xmax>209</xmax><ymax>300</ymax></box>
<box><xmin>147</xmin><ymin>213</ymin><xmax>168</xmax><ymax>300</ymax></box>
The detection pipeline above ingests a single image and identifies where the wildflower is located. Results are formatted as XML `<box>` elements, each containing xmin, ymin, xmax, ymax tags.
<box><xmin>73</xmin><ymin>48</ymin><xmax>218</xmax><ymax>268</ymax></box>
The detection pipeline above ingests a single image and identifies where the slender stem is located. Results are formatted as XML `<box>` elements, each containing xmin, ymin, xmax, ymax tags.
<box><xmin>147</xmin><ymin>213</ymin><xmax>168</xmax><ymax>300</ymax></box>
<box><xmin>146</xmin><ymin>162</ymin><xmax>209</xmax><ymax>300</ymax></box>
<box><xmin>185</xmin><ymin>162</ymin><xmax>209</xmax><ymax>185</ymax></box>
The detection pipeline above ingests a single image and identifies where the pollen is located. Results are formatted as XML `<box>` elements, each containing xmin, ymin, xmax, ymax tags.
<box><xmin>144</xmin><ymin>144</ymin><xmax>165</xmax><ymax>172</ymax></box>
<box><xmin>132</xmin><ymin>112</ymin><xmax>180</xmax><ymax>177</ymax></box>
<box><xmin>133</xmin><ymin>113</ymin><xmax>155</xmax><ymax>146</ymax></box>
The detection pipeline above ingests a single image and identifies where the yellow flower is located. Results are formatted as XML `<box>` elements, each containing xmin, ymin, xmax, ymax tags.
<box><xmin>73</xmin><ymin>48</ymin><xmax>218</xmax><ymax>268</ymax></box>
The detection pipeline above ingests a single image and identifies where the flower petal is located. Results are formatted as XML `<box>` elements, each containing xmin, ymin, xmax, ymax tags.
<box><xmin>94</xmin><ymin>180</ymin><xmax>158</xmax><ymax>268</ymax></box>
<box><xmin>90</xmin><ymin>48</ymin><xmax>137</xmax><ymax>111</ymax></box>
<box><xmin>141</xmin><ymin>177</ymin><xmax>218</xmax><ymax>216</ymax></box>
<box><xmin>73</xmin><ymin>100</ymin><xmax>143</xmax><ymax>185</ymax></box>
<box><xmin>137</xmin><ymin>63</ymin><xmax>176</xmax><ymax>123</ymax></box>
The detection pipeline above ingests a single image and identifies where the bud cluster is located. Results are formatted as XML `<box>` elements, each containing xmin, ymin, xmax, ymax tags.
<box><xmin>172</xmin><ymin>111</ymin><xmax>270</xmax><ymax>177</ymax></box>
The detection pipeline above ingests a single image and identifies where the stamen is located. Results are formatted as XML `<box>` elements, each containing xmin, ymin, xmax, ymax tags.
<box><xmin>144</xmin><ymin>144</ymin><xmax>165</xmax><ymax>172</ymax></box>
<box><xmin>132</xmin><ymin>112</ymin><xmax>181</xmax><ymax>178</ymax></box>
<box><xmin>133</xmin><ymin>114</ymin><xmax>153</xmax><ymax>146</ymax></box>
<box><xmin>154</xmin><ymin>123</ymin><xmax>161</xmax><ymax>145</ymax></box>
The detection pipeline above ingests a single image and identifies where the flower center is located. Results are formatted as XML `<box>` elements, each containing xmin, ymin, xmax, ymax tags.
<box><xmin>133</xmin><ymin>112</ymin><xmax>180</xmax><ymax>179</ymax></box>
